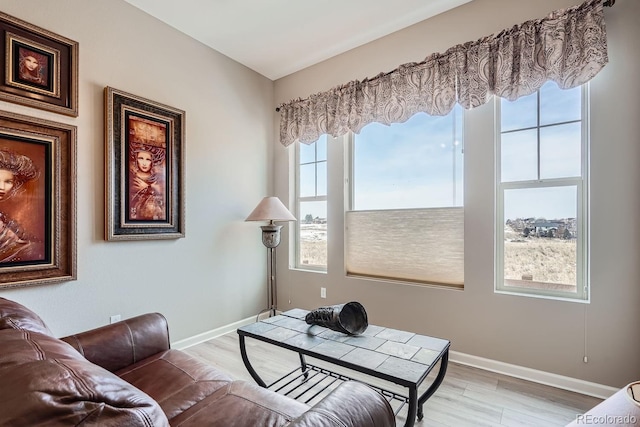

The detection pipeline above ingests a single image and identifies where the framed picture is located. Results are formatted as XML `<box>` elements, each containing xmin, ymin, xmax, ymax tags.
<box><xmin>0</xmin><ymin>110</ymin><xmax>76</xmax><ymax>289</ymax></box>
<box><xmin>105</xmin><ymin>87</ymin><xmax>185</xmax><ymax>241</ymax></box>
<box><xmin>0</xmin><ymin>11</ymin><xmax>78</xmax><ymax>116</ymax></box>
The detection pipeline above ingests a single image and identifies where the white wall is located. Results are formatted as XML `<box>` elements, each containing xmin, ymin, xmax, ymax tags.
<box><xmin>0</xmin><ymin>0</ymin><xmax>273</xmax><ymax>341</ymax></box>
<box><xmin>274</xmin><ymin>0</ymin><xmax>640</xmax><ymax>388</ymax></box>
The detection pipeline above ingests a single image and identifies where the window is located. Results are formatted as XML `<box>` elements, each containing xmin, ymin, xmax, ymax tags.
<box><xmin>496</xmin><ymin>81</ymin><xmax>588</xmax><ymax>300</ymax></box>
<box><xmin>346</xmin><ymin>107</ymin><xmax>464</xmax><ymax>287</ymax></box>
<box><xmin>295</xmin><ymin>137</ymin><xmax>327</xmax><ymax>270</ymax></box>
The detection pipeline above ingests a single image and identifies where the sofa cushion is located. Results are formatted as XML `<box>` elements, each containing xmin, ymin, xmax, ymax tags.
<box><xmin>288</xmin><ymin>381</ymin><xmax>396</xmax><ymax>427</ymax></box>
<box><xmin>0</xmin><ymin>328</ymin><xmax>169</xmax><ymax>427</ymax></box>
<box><xmin>0</xmin><ymin>297</ymin><xmax>53</xmax><ymax>336</ymax></box>
<box><xmin>116</xmin><ymin>349</ymin><xmax>310</xmax><ymax>426</ymax></box>
<box><xmin>117</xmin><ymin>349</ymin><xmax>235</xmax><ymax>421</ymax></box>
<box><xmin>170</xmin><ymin>381</ymin><xmax>309</xmax><ymax>427</ymax></box>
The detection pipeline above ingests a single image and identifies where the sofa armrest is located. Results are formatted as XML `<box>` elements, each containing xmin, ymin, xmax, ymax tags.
<box><xmin>61</xmin><ymin>312</ymin><xmax>170</xmax><ymax>373</ymax></box>
<box><xmin>290</xmin><ymin>381</ymin><xmax>395</xmax><ymax>427</ymax></box>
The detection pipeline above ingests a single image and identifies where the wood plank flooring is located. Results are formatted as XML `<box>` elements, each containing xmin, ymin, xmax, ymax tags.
<box><xmin>183</xmin><ymin>333</ymin><xmax>602</xmax><ymax>427</ymax></box>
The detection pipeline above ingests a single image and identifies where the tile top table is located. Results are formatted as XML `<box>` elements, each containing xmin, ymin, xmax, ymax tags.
<box><xmin>237</xmin><ymin>308</ymin><xmax>450</xmax><ymax>427</ymax></box>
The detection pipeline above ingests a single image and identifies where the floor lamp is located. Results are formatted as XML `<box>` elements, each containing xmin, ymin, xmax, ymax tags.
<box><xmin>246</xmin><ymin>197</ymin><xmax>296</xmax><ymax>318</ymax></box>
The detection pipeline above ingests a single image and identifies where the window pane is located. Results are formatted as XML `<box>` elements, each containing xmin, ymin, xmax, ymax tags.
<box><xmin>299</xmin><ymin>201</ymin><xmax>327</xmax><ymax>268</ymax></box>
<box><xmin>316</xmin><ymin>137</ymin><xmax>327</xmax><ymax>161</ymax></box>
<box><xmin>501</xmin><ymin>129</ymin><xmax>538</xmax><ymax>182</ymax></box>
<box><xmin>501</xmin><ymin>91</ymin><xmax>537</xmax><ymax>132</ymax></box>
<box><xmin>540</xmin><ymin>82</ymin><xmax>581</xmax><ymax>126</ymax></box>
<box><xmin>299</xmin><ymin>141</ymin><xmax>316</xmax><ymax>164</ymax></box>
<box><xmin>354</xmin><ymin>108</ymin><xmax>463</xmax><ymax>210</ymax></box>
<box><xmin>317</xmin><ymin>161</ymin><xmax>327</xmax><ymax>196</ymax></box>
<box><xmin>503</xmin><ymin>186</ymin><xmax>577</xmax><ymax>293</ymax></box>
<box><xmin>540</xmin><ymin>122</ymin><xmax>581</xmax><ymax>179</ymax></box>
<box><xmin>299</xmin><ymin>164</ymin><xmax>316</xmax><ymax>197</ymax></box>
<box><xmin>350</xmin><ymin>108</ymin><xmax>463</xmax><ymax>287</ymax></box>
<box><xmin>454</xmin><ymin>139</ymin><xmax>463</xmax><ymax>206</ymax></box>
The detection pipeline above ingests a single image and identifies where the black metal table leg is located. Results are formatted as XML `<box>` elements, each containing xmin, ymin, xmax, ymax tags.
<box><xmin>299</xmin><ymin>352</ymin><xmax>309</xmax><ymax>380</ymax></box>
<box><xmin>417</xmin><ymin>349</ymin><xmax>449</xmax><ymax>420</ymax></box>
<box><xmin>404</xmin><ymin>386</ymin><xmax>419</xmax><ymax>427</ymax></box>
<box><xmin>239</xmin><ymin>334</ymin><xmax>267</xmax><ymax>388</ymax></box>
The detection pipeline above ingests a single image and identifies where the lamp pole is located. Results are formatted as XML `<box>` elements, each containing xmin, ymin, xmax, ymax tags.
<box><xmin>260</xmin><ymin>222</ymin><xmax>282</xmax><ymax>317</ymax></box>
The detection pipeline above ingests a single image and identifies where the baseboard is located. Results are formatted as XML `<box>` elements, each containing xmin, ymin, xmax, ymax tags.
<box><xmin>172</xmin><ymin>317</ymin><xmax>617</xmax><ymax>400</ymax></box>
<box><xmin>450</xmin><ymin>351</ymin><xmax>617</xmax><ymax>399</ymax></box>
<box><xmin>171</xmin><ymin>311</ymin><xmax>271</xmax><ymax>350</ymax></box>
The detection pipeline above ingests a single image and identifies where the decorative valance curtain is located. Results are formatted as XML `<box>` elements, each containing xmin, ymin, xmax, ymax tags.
<box><xmin>278</xmin><ymin>0</ymin><xmax>609</xmax><ymax>147</ymax></box>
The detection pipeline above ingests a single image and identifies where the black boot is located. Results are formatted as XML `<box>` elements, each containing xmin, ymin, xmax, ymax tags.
<box><xmin>305</xmin><ymin>302</ymin><xmax>368</xmax><ymax>335</ymax></box>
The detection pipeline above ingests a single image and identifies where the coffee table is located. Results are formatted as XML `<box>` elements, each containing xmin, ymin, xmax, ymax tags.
<box><xmin>237</xmin><ymin>308</ymin><xmax>450</xmax><ymax>427</ymax></box>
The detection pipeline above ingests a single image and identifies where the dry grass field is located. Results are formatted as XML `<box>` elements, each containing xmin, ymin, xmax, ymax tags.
<box><xmin>504</xmin><ymin>238</ymin><xmax>576</xmax><ymax>284</ymax></box>
<box><xmin>299</xmin><ymin>224</ymin><xmax>327</xmax><ymax>267</ymax></box>
<box><xmin>503</xmin><ymin>221</ymin><xmax>577</xmax><ymax>292</ymax></box>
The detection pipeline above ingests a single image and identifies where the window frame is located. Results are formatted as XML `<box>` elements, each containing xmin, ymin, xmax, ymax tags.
<box><xmin>495</xmin><ymin>84</ymin><xmax>590</xmax><ymax>302</ymax></box>
<box><xmin>294</xmin><ymin>136</ymin><xmax>328</xmax><ymax>271</ymax></box>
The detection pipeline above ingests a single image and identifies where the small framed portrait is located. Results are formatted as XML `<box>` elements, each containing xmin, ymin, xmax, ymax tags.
<box><xmin>0</xmin><ymin>110</ymin><xmax>76</xmax><ymax>289</ymax></box>
<box><xmin>105</xmin><ymin>87</ymin><xmax>185</xmax><ymax>241</ymax></box>
<box><xmin>0</xmin><ymin>12</ymin><xmax>78</xmax><ymax>117</ymax></box>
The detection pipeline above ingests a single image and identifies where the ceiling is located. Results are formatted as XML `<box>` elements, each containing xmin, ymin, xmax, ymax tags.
<box><xmin>123</xmin><ymin>0</ymin><xmax>472</xmax><ymax>80</ymax></box>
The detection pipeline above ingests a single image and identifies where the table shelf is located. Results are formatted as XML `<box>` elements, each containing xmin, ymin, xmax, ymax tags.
<box><xmin>268</xmin><ymin>363</ymin><xmax>410</xmax><ymax>416</ymax></box>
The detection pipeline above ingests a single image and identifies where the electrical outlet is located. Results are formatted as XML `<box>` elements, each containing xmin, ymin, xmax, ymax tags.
<box><xmin>320</xmin><ymin>287</ymin><xmax>326</xmax><ymax>298</ymax></box>
<box><xmin>110</xmin><ymin>314</ymin><xmax>121</xmax><ymax>324</ymax></box>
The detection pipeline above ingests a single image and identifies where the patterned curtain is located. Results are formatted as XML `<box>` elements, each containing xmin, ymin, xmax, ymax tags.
<box><xmin>278</xmin><ymin>0</ymin><xmax>608</xmax><ymax>146</ymax></box>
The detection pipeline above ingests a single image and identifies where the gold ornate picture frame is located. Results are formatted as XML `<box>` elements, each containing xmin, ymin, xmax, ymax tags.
<box><xmin>0</xmin><ymin>110</ymin><xmax>77</xmax><ymax>289</ymax></box>
<box><xmin>0</xmin><ymin>12</ymin><xmax>78</xmax><ymax>117</ymax></box>
<box><xmin>105</xmin><ymin>87</ymin><xmax>185</xmax><ymax>241</ymax></box>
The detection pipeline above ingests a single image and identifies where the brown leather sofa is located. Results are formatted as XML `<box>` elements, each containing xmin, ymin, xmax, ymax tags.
<box><xmin>0</xmin><ymin>297</ymin><xmax>395</xmax><ymax>426</ymax></box>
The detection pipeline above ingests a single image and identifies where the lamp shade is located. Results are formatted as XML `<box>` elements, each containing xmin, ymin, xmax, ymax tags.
<box><xmin>246</xmin><ymin>197</ymin><xmax>296</xmax><ymax>222</ymax></box>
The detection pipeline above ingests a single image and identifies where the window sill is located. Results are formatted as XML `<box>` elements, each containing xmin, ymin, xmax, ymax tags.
<box><xmin>289</xmin><ymin>266</ymin><xmax>327</xmax><ymax>274</ymax></box>
<box><xmin>494</xmin><ymin>288</ymin><xmax>589</xmax><ymax>304</ymax></box>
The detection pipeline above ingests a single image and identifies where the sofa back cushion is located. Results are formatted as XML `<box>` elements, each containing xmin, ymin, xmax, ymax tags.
<box><xmin>0</xmin><ymin>329</ymin><xmax>86</xmax><ymax>369</ymax></box>
<box><xmin>0</xmin><ymin>329</ymin><xmax>169</xmax><ymax>427</ymax></box>
<box><xmin>62</xmin><ymin>312</ymin><xmax>171</xmax><ymax>373</ymax></box>
<box><xmin>0</xmin><ymin>297</ymin><xmax>53</xmax><ymax>336</ymax></box>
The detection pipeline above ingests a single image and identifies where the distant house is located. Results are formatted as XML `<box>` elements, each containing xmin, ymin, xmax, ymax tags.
<box><xmin>533</xmin><ymin>220</ymin><xmax>562</xmax><ymax>238</ymax></box>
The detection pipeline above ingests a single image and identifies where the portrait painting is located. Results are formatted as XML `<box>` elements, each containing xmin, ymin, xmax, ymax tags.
<box><xmin>127</xmin><ymin>114</ymin><xmax>168</xmax><ymax>222</ymax></box>
<box><xmin>15</xmin><ymin>43</ymin><xmax>52</xmax><ymax>90</ymax></box>
<box><xmin>0</xmin><ymin>110</ymin><xmax>76</xmax><ymax>289</ymax></box>
<box><xmin>105</xmin><ymin>87</ymin><xmax>185</xmax><ymax>241</ymax></box>
<box><xmin>0</xmin><ymin>12</ymin><xmax>77</xmax><ymax>116</ymax></box>
<box><xmin>0</xmin><ymin>138</ymin><xmax>48</xmax><ymax>265</ymax></box>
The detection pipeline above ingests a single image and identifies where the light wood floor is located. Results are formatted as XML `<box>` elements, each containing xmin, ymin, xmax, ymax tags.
<box><xmin>183</xmin><ymin>333</ymin><xmax>602</xmax><ymax>427</ymax></box>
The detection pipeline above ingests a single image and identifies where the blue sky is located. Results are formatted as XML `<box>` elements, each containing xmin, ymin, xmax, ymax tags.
<box><xmin>353</xmin><ymin>105</ymin><xmax>463</xmax><ymax>210</ymax></box>
<box><xmin>501</xmin><ymin>82</ymin><xmax>582</xmax><ymax>220</ymax></box>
